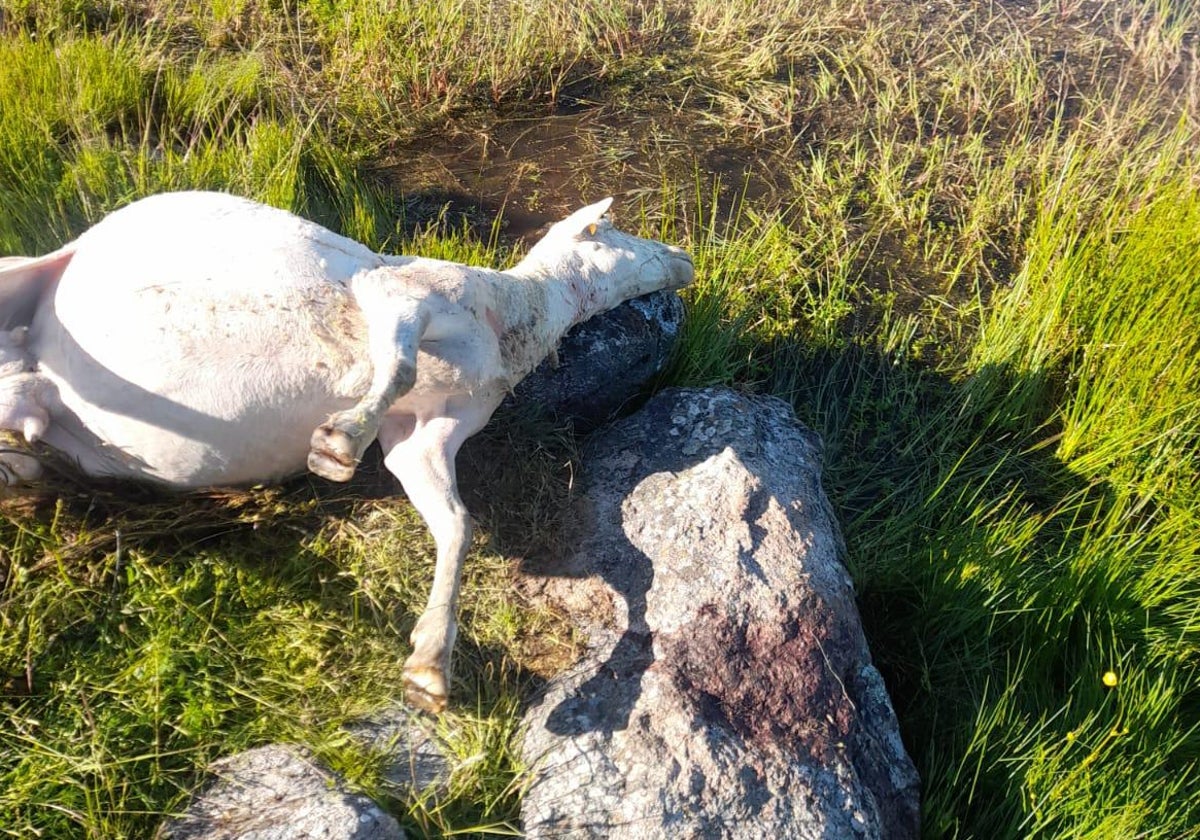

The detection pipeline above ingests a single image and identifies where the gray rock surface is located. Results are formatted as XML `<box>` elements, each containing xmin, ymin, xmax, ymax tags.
<box><xmin>519</xmin><ymin>387</ymin><xmax>920</xmax><ymax>839</ymax></box>
<box><xmin>343</xmin><ymin>705</ymin><xmax>451</xmax><ymax>794</ymax></box>
<box><xmin>159</xmin><ymin>744</ymin><xmax>403</xmax><ymax>840</ymax></box>
<box><xmin>507</xmin><ymin>291</ymin><xmax>684</xmax><ymax>426</ymax></box>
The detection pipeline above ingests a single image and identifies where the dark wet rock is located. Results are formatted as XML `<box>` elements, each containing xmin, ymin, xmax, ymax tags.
<box><xmin>343</xmin><ymin>705</ymin><xmax>451</xmax><ymax>794</ymax></box>
<box><xmin>507</xmin><ymin>290</ymin><xmax>684</xmax><ymax>426</ymax></box>
<box><xmin>519</xmin><ymin>387</ymin><xmax>920</xmax><ymax>839</ymax></box>
<box><xmin>159</xmin><ymin>744</ymin><xmax>403</xmax><ymax>840</ymax></box>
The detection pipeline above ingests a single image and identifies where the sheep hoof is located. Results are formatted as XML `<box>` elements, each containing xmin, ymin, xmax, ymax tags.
<box><xmin>307</xmin><ymin>422</ymin><xmax>359</xmax><ymax>482</ymax></box>
<box><xmin>403</xmin><ymin>665</ymin><xmax>449</xmax><ymax>714</ymax></box>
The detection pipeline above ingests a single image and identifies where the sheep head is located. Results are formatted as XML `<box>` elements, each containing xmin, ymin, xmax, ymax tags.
<box><xmin>517</xmin><ymin>199</ymin><xmax>694</xmax><ymax>315</ymax></box>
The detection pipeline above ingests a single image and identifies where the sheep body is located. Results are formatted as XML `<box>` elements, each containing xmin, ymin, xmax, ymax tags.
<box><xmin>0</xmin><ymin>190</ymin><xmax>694</xmax><ymax>712</ymax></box>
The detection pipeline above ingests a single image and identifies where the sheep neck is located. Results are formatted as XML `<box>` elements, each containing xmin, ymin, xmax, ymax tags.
<box><xmin>495</xmin><ymin>257</ymin><xmax>620</xmax><ymax>381</ymax></box>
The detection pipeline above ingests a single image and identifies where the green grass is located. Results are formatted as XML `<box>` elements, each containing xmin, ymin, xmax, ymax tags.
<box><xmin>2</xmin><ymin>0</ymin><xmax>1200</xmax><ymax>837</ymax></box>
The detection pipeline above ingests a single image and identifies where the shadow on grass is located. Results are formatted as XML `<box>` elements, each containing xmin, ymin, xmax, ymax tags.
<box><xmin>0</xmin><ymin>430</ymin><xmax>558</xmax><ymax>836</ymax></box>
<box><xmin>2</xmin><ymin>342</ymin><xmax>1196</xmax><ymax>836</ymax></box>
<box><xmin>757</xmin><ymin>341</ymin><xmax>1198</xmax><ymax>835</ymax></box>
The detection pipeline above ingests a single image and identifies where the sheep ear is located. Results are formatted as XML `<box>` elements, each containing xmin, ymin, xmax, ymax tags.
<box><xmin>559</xmin><ymin>197</ymin><xmax>614</xmax><ymax>236</ymax></box>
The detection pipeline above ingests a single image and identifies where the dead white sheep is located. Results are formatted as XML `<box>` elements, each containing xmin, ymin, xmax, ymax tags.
<box><xmin>0</xmin><ymin>190</ymin><xmax>694</xmax><ymax>712</ymax></box>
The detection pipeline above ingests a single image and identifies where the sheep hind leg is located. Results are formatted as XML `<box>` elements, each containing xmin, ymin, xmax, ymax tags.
<box><xmin>0</xmin><ymin>447</ymin><xmax>42</xmax><ymax>486</ymax></box>
<box><xmin>308</xmin><ymin>283</ymin><xmax>429</xmax><ymax>482</ymax></box>
<box><xmin>379</xmin><ymin>403</ymin><xmax>492</xmax><ymax>713</ymax></box>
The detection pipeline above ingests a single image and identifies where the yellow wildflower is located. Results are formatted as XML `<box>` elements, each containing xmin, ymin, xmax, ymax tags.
<box><xmin>1102</xmin><ymin>670</ymin><xmax>1119</xmax><ymax>687</ymax></box>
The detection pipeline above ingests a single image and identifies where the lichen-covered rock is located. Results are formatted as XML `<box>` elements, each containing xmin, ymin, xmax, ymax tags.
<box><xmin>159</xmin><ymin>744</ymin><xmax>403</xmax><ymax>840</ymax></box>
<box><xmin>507</xmin><ymin>291</ymin><xmax>683</xmax><ymax>426</ymax></box>
<box><xmin>519</xmin><ymin>387</ymin><xmax>920</xmax><ymax>839</ymax></box>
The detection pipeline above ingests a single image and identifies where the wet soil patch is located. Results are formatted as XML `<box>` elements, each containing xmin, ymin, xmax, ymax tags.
<box><xmin>378</xmin><ymin>104</ymin><xmax>795</xmax><ymax>242</ymax></box>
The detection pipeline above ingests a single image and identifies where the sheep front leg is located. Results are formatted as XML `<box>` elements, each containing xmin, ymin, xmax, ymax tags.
<box><xmin>309</xmin><ymin>276</ymin><xmax>428</xmax><ymax>482</ymax></box>
<box><xmin>380</xmin><ymin>405</ymin><xmax>490</xmax><ymax>713</ymax></box>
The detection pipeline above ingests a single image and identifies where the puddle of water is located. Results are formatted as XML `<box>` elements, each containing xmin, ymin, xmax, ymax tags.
<box><xmin>383</xmin><ymin>105</ymin><xmax>792</xmax><ymax>241</ymax></box>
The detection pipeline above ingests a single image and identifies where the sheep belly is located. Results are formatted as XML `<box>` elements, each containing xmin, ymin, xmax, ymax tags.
<box><xmin>30</xmin><ymin>276</ymin><xmax>373</xmax><ymax>488</ymax></box>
